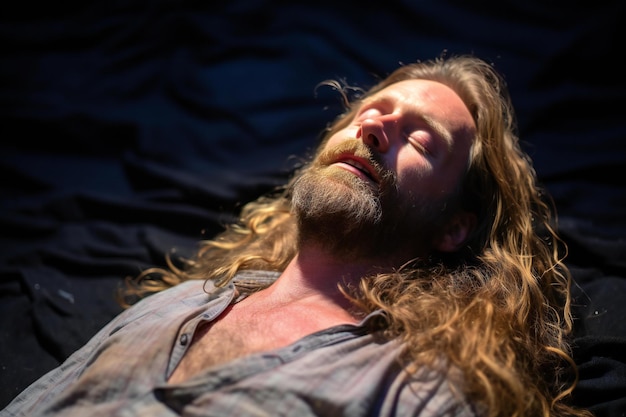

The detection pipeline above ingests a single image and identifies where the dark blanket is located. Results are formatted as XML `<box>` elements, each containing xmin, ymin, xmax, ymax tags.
<box><xmin>1</xmin><ymin>1</ymin><xmax>625</xmax><ymax>415</ymax></box>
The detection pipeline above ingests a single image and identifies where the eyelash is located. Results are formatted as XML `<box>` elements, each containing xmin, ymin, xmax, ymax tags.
<box><xmin>406</xmin><ymin>133</ymin><xmax>432</xmax><ymax>156</ymax></box>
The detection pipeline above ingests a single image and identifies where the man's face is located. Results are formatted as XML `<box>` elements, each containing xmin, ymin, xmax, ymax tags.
<box><xmin>291</xmin><ymin>79</ymin><xmax>476</xmax><ymax>264</ymax></box>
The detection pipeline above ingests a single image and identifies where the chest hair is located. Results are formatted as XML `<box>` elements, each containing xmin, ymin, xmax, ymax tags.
<box><xmin>167</xmin><ymin>305</ymin><xmax>326</xmax><ymax>384</ymax></box>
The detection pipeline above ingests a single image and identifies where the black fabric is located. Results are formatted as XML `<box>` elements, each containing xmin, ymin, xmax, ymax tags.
<box><xmin>1</xmin><ymin>1</ymin><xmax>624</xmax><ymax>415</ymax></box>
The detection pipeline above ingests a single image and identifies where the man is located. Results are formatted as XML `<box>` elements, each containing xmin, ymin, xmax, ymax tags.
<box><xmin>1</xmin><ymin>56</ymin><xmax>591</xmax><ymax>417</ymax></box>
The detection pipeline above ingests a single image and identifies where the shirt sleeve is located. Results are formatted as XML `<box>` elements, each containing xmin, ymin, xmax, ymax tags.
<box><xmin>0</xmin><ymin>280</ymin><xmax>208</xmax><ymax>417</ymax></box>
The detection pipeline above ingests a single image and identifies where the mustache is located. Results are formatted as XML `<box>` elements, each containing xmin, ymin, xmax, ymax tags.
<box><xmin>312</xmin><ymin>139</ymin><xmax>394</xmax><ymax>184</ymax></box>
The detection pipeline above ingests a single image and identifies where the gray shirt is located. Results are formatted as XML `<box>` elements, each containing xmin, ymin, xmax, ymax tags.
<box><xmin>1</xmin><ymin>271</ymin><xmax>476</xmax><ymax>417</ymax></box>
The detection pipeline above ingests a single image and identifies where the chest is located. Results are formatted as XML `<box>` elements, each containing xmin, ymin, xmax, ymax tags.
<box><xmin>167</xmin><ymin>304</ymin><xmax>347</xmax><ymax>384</ymax></box>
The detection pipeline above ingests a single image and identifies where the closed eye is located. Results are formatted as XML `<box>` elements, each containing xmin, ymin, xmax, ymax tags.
<box><xmin>407</xmin><ymin>134</ymin><xmax>433</xmax><ymax>156</ymax></box>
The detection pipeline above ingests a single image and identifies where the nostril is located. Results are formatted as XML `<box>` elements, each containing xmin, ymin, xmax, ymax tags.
<box><xmin>368</xmin><ymin>133</ymin><xmax>379</xmax><ymax>147</ymax></box>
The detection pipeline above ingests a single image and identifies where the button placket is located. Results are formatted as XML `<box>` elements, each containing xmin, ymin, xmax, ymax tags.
<box><xmin>167</xmin><ymin>283</ymin><xmax>239</xmax><ymax>378</ymax></box>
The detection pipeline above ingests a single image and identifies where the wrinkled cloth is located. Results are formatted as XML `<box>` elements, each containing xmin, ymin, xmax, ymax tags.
<box><xmin>1</xmin><ymin>271</ymin><xmax>476</xmax><ymax>417</ymax></box>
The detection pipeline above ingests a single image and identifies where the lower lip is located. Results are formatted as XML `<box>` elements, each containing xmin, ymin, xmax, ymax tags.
<box><xmin>333</xmin><ymin>162</ymin><xmax>374</xmax><ymax>183</ymax></box>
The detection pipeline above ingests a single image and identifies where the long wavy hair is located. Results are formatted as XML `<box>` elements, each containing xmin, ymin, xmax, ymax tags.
<box><xmin>122</xmin><ymin>55</ymin><xmax>591</xmax><ymax>417</ymax></box>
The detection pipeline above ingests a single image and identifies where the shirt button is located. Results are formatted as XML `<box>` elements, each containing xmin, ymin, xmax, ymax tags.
<box><xmin>180</xmin><ymin>333</ymin><xmax>189</xmax><ymax>346</ymax></box>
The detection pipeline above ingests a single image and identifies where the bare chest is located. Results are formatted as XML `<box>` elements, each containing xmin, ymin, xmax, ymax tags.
<box><xmin>167</xmin><ymin>306</ymin><xmax>333</xmax><ymax>384</ymax></box>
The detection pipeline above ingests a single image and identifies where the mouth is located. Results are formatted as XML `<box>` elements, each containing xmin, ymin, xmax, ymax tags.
<box><xmin>332</xmin><ymin>154</ymin><xmax>380</xmax><ymax>184</ymax></box>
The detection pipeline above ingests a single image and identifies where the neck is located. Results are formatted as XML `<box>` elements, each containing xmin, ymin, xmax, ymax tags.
<box><xmin>250</xmin><ymin>242</ymin><xmax>394</xmax><ymax>318</ymax></box>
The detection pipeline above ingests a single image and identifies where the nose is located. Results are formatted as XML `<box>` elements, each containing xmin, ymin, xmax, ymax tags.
<box><xmin>356</xmin><ymin>117</ymin><xmax>393</xmax><ymax>153</ymax></box>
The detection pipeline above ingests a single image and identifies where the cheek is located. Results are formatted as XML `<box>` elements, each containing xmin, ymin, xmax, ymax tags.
<box><xmin>394</xmin><ymin>145</ymin><xmax>470</xmax><ymax>201</ymax></box>
<box><xmin>393</xmin><ymin>150</ymin><xmax>438</xmax><ymax>197</ymax></box>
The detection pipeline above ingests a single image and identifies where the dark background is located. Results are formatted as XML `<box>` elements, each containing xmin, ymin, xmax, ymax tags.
<box><xmin>1</xmin><ymin>1</ymin><xmax>625</xmax><ymax>415</ymax></box>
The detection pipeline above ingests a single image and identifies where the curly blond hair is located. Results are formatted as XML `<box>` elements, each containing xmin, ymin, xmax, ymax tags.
<box><xmin>122</xmin><ymin>56</ymin><xmax>592</xmax><ymax>417</ymax></box>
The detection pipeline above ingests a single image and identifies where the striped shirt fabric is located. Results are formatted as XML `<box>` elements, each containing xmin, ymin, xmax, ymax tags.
<box><xmin>1</xmin><ymin>271</ymin><xmax>476</xmax><ymax>417</ymax></box>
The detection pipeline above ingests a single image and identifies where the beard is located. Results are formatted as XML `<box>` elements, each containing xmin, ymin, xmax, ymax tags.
<box><xmin>290</xmin><ymin>139</ymin><xmax>454</xmax><ymax>264</ymax></box>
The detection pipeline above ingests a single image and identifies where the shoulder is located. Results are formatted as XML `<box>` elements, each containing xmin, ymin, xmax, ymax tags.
<box><xmin>388</xmin><ymin>366</ymin><xmax>480</xmax><ymax>417</ymax></box>
<box><xmin>114</xmin><ymin>279</ymin><xmax>220</xmax><ymax>326</ymax></box>
<box><xmin>128</xmin><ymin>270</ymin><xmax>280</xmax><ymax>312</ymax></box>
<box><xmin>136</xmin><ymin>279</ymin><xmax>209</xmax><ymax>306</ymax></box>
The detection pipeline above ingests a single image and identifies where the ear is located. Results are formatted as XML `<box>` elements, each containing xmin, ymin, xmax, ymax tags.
<box><xmin>433</xmin><ymin>211</ymin><xmax>476</xmax><ymax>253</ymax></box>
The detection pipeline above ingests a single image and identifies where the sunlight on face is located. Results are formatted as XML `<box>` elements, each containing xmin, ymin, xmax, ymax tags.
<box><xmin>291</xmin><ymin>80</ymin><xmax>476</xmax><ymax>263</ymax></box>
<box><xmin>323</xmin><ymin>79</ymin><xmax>476</xmax><ymax>203</ymax></box>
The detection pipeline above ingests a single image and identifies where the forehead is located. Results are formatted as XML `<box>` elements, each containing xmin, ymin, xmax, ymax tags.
<box><xmin>362</xmin><ymin>79</ymin><xmax>475</xmax><ymax>132</ymax></box>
